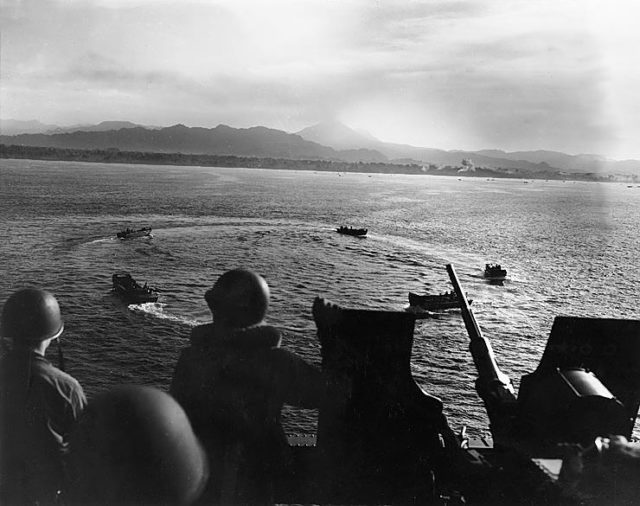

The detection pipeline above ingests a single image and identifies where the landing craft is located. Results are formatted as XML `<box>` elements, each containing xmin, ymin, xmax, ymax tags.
<box><xmin>408</xmin><ymin>290</ymin><xmax>472</xmax><ymax>310</ymax></box>
<box><xmin>116</xmin><ymin>226</ymin><xmax>152</xmax><ymax>239</ymax></box>
<box><xmin>336</xmin><ymin>225</ymin><xmax>368</xmax><ymax>236</ymax></box>
<box><xmin>484</xmin><ymin>263</ymin><xmax>507</xmax><ymax>281</ymax></box>
<box><xmin>112</xmin><ymin>272</ymin><xmax>158</xmax><ymax>304</ymax></box>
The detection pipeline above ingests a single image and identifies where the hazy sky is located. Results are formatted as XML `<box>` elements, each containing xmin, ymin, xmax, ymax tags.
<box><xmin>2</xmin><ymin>0</ymin><xmax>639</xmax><ymax>158</ymax></box>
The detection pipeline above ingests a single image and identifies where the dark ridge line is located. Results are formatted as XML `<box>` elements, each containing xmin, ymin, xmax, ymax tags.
<box><xmin>1</xmin><ymin>144</ymin><xmax>635</xmax><ymax>182</ymax></box>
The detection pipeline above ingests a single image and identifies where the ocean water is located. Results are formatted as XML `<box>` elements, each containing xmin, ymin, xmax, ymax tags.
<box><xmin>1</xmin><ymin>159</ymin><xmax>639</xmax><ymax>436</ymax></box>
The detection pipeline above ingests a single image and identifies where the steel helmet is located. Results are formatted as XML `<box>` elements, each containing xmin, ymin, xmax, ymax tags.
<box><xmin>0</xmin><ymin>288</ymin><xmax>64</xmax><ymax>342</ymax></box>
<box><xmin>205</xmin><ymin>268</ymin><xmax>270</xmax><ymax>328</ymax></box>
<box><xmin>67</xmin><ymin>385</ymin><xmax>209</xmax><ymax>505</ymax></box>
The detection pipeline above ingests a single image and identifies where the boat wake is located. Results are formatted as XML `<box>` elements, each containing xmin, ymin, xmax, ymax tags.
<box><xmin>367</xmin><ymin>234</ymin><xmax>487</xmax><ymax>271</ymax></box>
<box><xmin>128</xmin><ymin>302</ymin><xmax>203</xmax><ymax>327</ymax></box>
<box><xmin>61</xmin><ymin>236</ymin><xmax>112</xmax><ymax>248</ymax></box>
<box><xmin>87</xmin><ymin>237</ymin><xmax>113</xmax><ymax>245</ymax></box>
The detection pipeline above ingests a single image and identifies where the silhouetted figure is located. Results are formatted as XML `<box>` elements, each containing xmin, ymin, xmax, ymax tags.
<box><xmin>66</xmin><ymin>385</ymin><xmax>208</xmax><ymax>505</ymax></box>
<box><xmin>0</xmin><ymin>288</ymin><xmax>87</xmax><ymax>505</ymax></box>
<box><xmin>171</xmin><ymin>268</ymin><xmax>324</xmax><ymax>505</ymax></box>
<box><xmin>554</xmin><ymin>435</ymin><xmax>640</xmax><ymax>505</ymax></box>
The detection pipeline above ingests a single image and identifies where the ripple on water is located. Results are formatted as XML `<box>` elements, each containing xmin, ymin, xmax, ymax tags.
<box><xmin>2</xmin><ymin>162</ymin><xmax>639</xmax><ymax>436</ymax></box>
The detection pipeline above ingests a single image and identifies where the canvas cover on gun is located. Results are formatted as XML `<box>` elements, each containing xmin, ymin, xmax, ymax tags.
<box><xmin>535</xmin><ymin>316</ymin><xmax>640</xmax><ymax>437</ymax></box>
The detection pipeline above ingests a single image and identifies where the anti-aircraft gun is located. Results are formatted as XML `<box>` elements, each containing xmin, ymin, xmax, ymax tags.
<box><xmin>446</xmin><ymin>263</ymin><xmax>640</xmax><ymax>502</ymax></box>
<box><xmin>279</xmin><ymin>267</ymin><xmax>640</xmax><ymax>504</ymax></box>
<box><xmin>447</xmin><ymin>263</ymin><xmax>638</xmax><ymax>448</ymax></box>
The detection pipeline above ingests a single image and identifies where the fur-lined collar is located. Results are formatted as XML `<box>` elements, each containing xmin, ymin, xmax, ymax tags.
<box><xmin>190</xmin><ymin>323</ymin><xmax>281</xmax><ymax>349</ymax></box>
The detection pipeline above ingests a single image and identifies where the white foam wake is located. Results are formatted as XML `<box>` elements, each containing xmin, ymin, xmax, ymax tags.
<box><xmin>128</xmin><ymin>302</ymin><xmax>203</xmax><ymax>327</ymax></box>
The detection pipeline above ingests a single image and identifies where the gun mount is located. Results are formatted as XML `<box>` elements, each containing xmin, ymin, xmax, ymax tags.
<box><xmin>447</xmin><ymin>263</ymin><xmax>640</xmax><ymax>449</ymax></box>
<box><xmin>276</xmin><ymin>278</ymin><xmax>640</xmax><ymax>504</ymax></box>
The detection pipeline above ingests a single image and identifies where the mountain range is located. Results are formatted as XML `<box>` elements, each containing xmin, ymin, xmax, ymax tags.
<box><xmin>2</xmin><ymin>119</ymin><xmax>639</xmax><ymax>178</ymax></box>
<box><xmin>0</xmin><ymin>119</ymin><xmax>156</xmax><ymax>135</ymax></box>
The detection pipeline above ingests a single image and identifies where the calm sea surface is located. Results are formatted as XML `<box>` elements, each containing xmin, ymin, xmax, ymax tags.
<box><xmin>1</xmin><ymin>159</ymin><xmax>639</xmax><ymax>436</ymax></box>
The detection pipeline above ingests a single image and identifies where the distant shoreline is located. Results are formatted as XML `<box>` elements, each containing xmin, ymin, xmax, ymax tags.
<box><xmin>1</xmin><ymin>144</ymin><xmax>634</xmax><ymax>183</ymax></box>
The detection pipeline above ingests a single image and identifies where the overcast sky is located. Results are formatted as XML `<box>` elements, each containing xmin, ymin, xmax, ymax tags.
<box><xmin>2</xmin><ymin>0</ymin><xmax>639</xmax><ymax>158</ymax></box>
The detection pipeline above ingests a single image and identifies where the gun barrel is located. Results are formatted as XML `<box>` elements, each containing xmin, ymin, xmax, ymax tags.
<box><xmin>446</xmin><ymin>264</ymin><xmax>515</xmax><ymax>395</ymax></box>
<box><xmin>447</xmin><ymin>264</ymin><xmax>482</xmax><ymax>340</ymax></box>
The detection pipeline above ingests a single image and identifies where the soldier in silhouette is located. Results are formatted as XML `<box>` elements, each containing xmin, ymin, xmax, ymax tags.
<box><xmin>171</xmin><ymin>268</ymin><xmax>324</xmax><ymax>504</ymax></box>
<box><xmin>66</xmin><ymin>386</ymin><xmax>208</xmax><ymax>505</ymax></box>
<box><xmin>0</xmin><ymin>288</ymin><xmax>87</xmax><ymax>505</ymax></box>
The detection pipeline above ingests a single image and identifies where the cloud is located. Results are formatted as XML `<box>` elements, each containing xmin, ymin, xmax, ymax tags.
<box><xmin>2</xmin><ymin>0</ymin><xmax>640</xmax><ymax>157</ymax></box>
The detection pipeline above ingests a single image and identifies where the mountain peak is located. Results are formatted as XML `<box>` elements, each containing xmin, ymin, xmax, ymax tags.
<box><xmin>0</xmin><ymin>118</ymin><xmax>60</xmax><ymax>135</ymax></box>
<box><xmin>297</xmin><ymin>121</ymin><xmax>380</xmax><ymax>150</ymax></box>
<box><xmin>94</xmin><ymin>120</ymin><xmax>140</xmax><ymax>129</ymax></box>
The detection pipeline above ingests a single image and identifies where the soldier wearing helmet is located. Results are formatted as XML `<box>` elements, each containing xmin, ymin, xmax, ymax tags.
<box><xmin>171</xmin><ymin>269</ymin><xmax>325</xmax><ymax>504</ymax></box>
<box><xmin>66</xmin><ymin>386</ymin><xmax>209</xmax><ymax>505</ymax></box>
<box><xmin>0</xmin><ymin>288</ymin><xmax>87</xmax><ymax>505</ymax></box>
